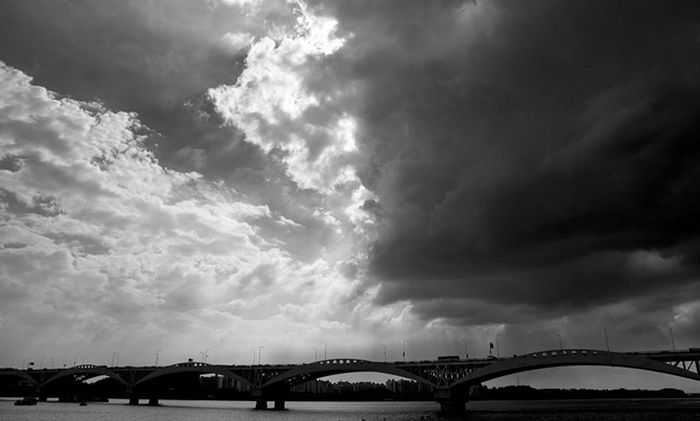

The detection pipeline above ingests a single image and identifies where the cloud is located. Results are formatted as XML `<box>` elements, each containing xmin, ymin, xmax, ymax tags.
<box><xmin>220</xmin><ymin>32</ymin><xmax>256</xmax><ymax>54</ymax></box>
<box><xmin>208</xmin><ymin>0</ymin><xmax>377</xmax><ymax>266</ymax></box>
<box><xmin>0</xmin><ymin>61</ymin><xmax>390</xmax><ymax>365</ymax></box>
<box><xmin>208</xmin><ymin>1</ymin><xmax>351</xmax><ymax>189</ymax></box>
<box><xmin>3</xmin><ymin>1</ymin><xmax>700</xmax><ymax>389</ymax></box>
<box><xmin>0</xmin><ymin>0</ymin><xmax>284</xmax><ymax>189</ymax></box>
<box><xmin>300</xmin><ymin>0</ymin><xmax>700</xmax><ymax>329</ymax></box>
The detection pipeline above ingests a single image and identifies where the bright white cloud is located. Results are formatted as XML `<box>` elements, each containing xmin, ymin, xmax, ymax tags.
<box><xmin>208</xmin><ymin>1</ymin><xmax>377</xmax><ymax>277</ymax></box>
<box><xmin>208</xmin><ymin>1</ymin><xmax>355</xmax><ymax>189</ymax></box>
<box><xmin>0</xmin><ymin>61</ymin><xmax>393</xmax><ymax>366</ymax></box>
<box><xmin>220</xmin><ymin>31</ymin><xmax>256</xmax><ymax>53</ymax></box>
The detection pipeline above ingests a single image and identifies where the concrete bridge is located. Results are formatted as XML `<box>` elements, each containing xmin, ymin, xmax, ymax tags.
<box><xmin>2</xmin><ymin>348</ymin><xmax>699</xmax><ymax>412</ymax></box>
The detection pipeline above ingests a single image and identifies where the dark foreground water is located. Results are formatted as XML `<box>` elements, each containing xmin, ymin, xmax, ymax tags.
<box><xmin>1</xmin><ymin>398</ymin><xmax>699</xmax><ymax>421</ymax></box>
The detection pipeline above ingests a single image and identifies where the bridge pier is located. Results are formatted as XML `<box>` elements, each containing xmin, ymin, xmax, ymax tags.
<box><xmin>128</xmin><ymin>396</ymin><xmax>140</xmax><ymax>405</ymax></box>
<box><xmin>252</xmin><ymin>399</ymin><xmax>285</xmax><ymax>410</ymax></box>
<box><xmin>437</xmin><ymin>398</ymin><xmax>466</xmax><ymax>413</ymax></box>
<box><xmin>435</xmin><ymin>388</ymin><xmax>466</xmax><ymax>413</ymax></box>
<box><xmin>148</xmin><ymin>398</ymin><xmax>159</xmax><ymax>406</ymax></box>
<box><xmin>251</xmin><ymin>385</ymin><xmax>287</xmax><ymax>410</ymax></box>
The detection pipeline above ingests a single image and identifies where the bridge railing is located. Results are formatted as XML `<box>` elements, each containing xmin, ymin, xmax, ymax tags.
<box><xmin>518</xmin><ymin>349</ymin><xmax>612</xmax><ymax>359</ymax></box>
<box><xmin>169</xmin><ymin>361</ymin><xmax>212</xmax><ymax>368</ymax></box>
<box><xmin>314</xmin><ymin>359</ymin><xmax>371</xmax><ymax>365</ymax></box>
<box><xmin>70</xmin><ymin>364</ymin><xmax>109</xmax><ymax>369</ymax></box>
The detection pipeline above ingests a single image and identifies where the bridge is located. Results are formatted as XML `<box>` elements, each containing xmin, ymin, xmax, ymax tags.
<box><xmin>1</xmin><ymin>348</ymin><xmax>699</xmax><ymax>412</ymax></box>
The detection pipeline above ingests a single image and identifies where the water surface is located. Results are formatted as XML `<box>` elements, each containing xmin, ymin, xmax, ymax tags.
<box><xmin>2</xmin><ymin>398</ymin><xmax>699</xmax><ymax>421</ymax></box>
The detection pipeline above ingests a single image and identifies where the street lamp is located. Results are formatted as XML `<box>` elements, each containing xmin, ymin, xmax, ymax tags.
<box><xmin>314</xmin><ymin>347</ymin><xmax>318</xmax><ymax>361</ymax></box>
<box><xmin>670</xmin><ymin>327</ymin><xmax>676</xmax><ymax>351</ymax></box>
<box><xmin>155</xmin><ymin>350</ymin><xmax>161</xmax><ymax>366</ymax></box>
<box><xmin>258</xmin><ymin>346</ymin><xmax>264</xmax><ymax>364</ymax></box>
<box><xmin>462</xmin><ymin>339</ymin><xmax>469</xmax><ymax>359</ymax></box>
<box><xmin>249</xmin><ymin>349</ymin><xmax>256</xmax><ymax>365</ymax></box>
<box><xmin>383</xmin><ymin>344</ymin><xmax>387</xmax><ymax>362</ymax></box>
<box><xmin>496</xmin><ymin>335</ymin><xmax>501</xmax><ymax>358</ymax></box>
<box><xmin>204</xmin><ymin>348</ymin><xmax>210</xmax><ymax>364</ymax></box>
<box><xmin>556</xmin><ymin>334</ymin><xmax>563</xmax><ymax>350</ymax></box>
<box><xmin>324</xmin><ymin>344</ymin><xmax>329</xmax><ymax>360</ymax></box>
<box><xmin>402</xmin><ymin>340</ymin><xmax>407</xmax><ymax>362</ymax></box>
<box><xmin>603</xmin><ymin>328</ymin><xmax>610</xmax><ymax>351</ymax></box>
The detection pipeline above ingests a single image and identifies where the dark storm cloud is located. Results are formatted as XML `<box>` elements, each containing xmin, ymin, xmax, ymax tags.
<box><xmin>321</xmin><ymin>0</ymin><xmax>700</xmax><ymax>321</ymax></box>
<box><xmin>0</xmin><ymin>0</ymin><xmax>244</xmax><ymax>109</ymax></box>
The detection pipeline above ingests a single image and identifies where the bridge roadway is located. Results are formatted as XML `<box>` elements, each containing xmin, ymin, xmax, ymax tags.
<box><xmin>2</xmin><ymin>348</ymin><xmax>699</xmax><ymax>412</ymax></box>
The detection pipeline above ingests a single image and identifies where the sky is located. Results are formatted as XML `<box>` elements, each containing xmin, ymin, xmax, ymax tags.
<box><xmin>1</xmin><ymin>0</ymin><xmax>700</xmax><ymax>391</ymax></box>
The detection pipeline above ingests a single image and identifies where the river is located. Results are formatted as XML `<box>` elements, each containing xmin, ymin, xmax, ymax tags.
<box><xmin>1</xmin><ymin>398</ymin><xmax>699</xmax><ymax>420</ymax></box>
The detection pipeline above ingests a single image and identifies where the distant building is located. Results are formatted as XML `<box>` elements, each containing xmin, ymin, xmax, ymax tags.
<box><xmin>385</xmin><ymin>379</ymin><xmax>432</xmax><ymax>394</ymax></box>
<box><xmin>291</xmin><ymin>379</ymin><xmax>334</xmax><ymax>394</ymax></box>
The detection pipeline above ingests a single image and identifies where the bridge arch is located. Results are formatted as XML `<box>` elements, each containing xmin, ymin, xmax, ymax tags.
<box><xmin>42</xmin><ymin>365</ymin><xmax>129</xmax><ymax>388</ymax></box>
<box><xmin>134</xmin><ymin>362</ymin><xmax>253</xmax><ymax>388</ymax></box>
<box><xmin>262</xmin><ymin>359</ymin><xmax>436</xmax><ymax>390</ymax></box>
<box><xmin>449</xmin><ymin>349</ymin><xmax>700</xmax><ymax>389</ymax></box>
<box><xmin>0</xmin><ymin>369</ymin><xmax>40</xmax><ymax>386</ymax></box>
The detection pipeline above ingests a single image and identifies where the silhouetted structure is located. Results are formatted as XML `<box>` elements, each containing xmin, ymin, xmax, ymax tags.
<box><xmin>1</xmin><ymin>348</ymin><xmax>699</xmax><ymax>412</ymax></box>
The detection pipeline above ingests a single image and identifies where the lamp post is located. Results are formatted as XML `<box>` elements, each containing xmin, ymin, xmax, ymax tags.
<box><xmin>324</xmin><ymin>344</ymin><xmax>329</xmax><ymax>360</ymax></box>
<box><xmin>383</xmin><ymin>344</ymin><xmax>387</xmax><ymax>362</ymax></box>
<box><xmin>314</xmin><ymin>347</ymin><xmax>318</xmax><ymax>361</ymax></box>
<box><xmin>556</xmin><ymin>334</ymin><xmax>563</xmax><ymax>350</ymax></box>
<box><xmin>670</xmin><ymin>327</ymin><xmax>676</xmax><ymax>351</ymax></box>
<box><xmin>155</xmin><ymin>350</ymin><xmax>161</xmax><ymax>366</ymax></box>
<box><xmin>402</xmin><ymin>340</ymin><xmax>407</xmax><ymax>362</ymax></box>
<box><xmin>496</xmin><ymin>335</ymin><xmax>501</xmax><ymax>358</ymax></box>
<box><xmin>250</xmin><ymin>349</ymin><xmax>256</xmax><ymax>365</ymax></box>
<box><xmin>258</xmin><ymin>346</ymin><xmax>263</xmax><ymax>364</ymax></box>
<box><xmin>603</xmin><ymin>328</ymin><xmax>610</xmax><ymax>351</ymax></box>
<box><xmin>462</xmin><ymin>339</ymin><xmax>469</xmax><ymax>359</ymax></box>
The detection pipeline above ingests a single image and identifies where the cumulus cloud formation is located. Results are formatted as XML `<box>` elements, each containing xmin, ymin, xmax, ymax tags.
<box><xmin>0</xmin><ymin>62</ymin><xmax>384</xmax><ymax>364</ymax></box>
<box><xmin>209</xmin><ymin>0</ymin><xmax>376</xmax><ymax>255</ymax></box>
<box><xmin>209</xmin><ymin>2</ymin><xmax>353</xmax><ymax>189</ymax></box>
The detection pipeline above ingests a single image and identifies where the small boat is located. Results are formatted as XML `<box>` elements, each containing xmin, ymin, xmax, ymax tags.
<box><xmin>14</xmin><ymin>397</ymin><xmax>38</xmax><ymax>406</ymax></box>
